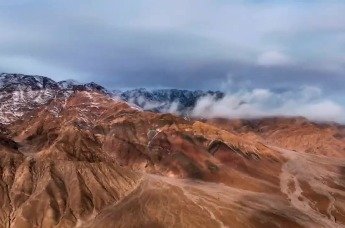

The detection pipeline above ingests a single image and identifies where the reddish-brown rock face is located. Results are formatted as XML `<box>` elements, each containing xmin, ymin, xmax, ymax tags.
<box><xmin>0</xmin><ymin>91</ymin><xmax>344</xmax><ymax>227</ymax></box>
<box><xmin>206</xmin><ymin>117</ymin><xmax>345</xmax><ymax>158</ymax></box>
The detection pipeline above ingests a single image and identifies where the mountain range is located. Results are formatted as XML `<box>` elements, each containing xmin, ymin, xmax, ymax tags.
<box><xmin>0</xmin><ymin>73</ymin><xmax>224</xmax><ymax>124</ymax></box>
<box><xmin>0</xmin><ymin>73</ymin><xmax>345</xmax><ymax>227</ymax></box>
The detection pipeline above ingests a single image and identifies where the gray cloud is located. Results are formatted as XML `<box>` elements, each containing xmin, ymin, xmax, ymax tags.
<box><xmin>0</xmin><ymin>0</ymin><xmax>344</xmax><ymax>106</ymax></box>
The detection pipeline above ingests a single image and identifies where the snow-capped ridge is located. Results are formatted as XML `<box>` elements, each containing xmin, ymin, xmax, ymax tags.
<box><xmin>0</xmin><ymin>73</ymin><xmax>225</xmax><ymax>124</ymax></box>
<box><xmin>0</xmin><ymin>73</ymin><xmax>109</xmax><ymax>124</ymax></box>
<box><xmin>0</xmin><ymin>73</ymin><xmax>108</xmax><ymax>93</ymax></box>
<box><xmin>118</xmin><ymin>88</ymin><xmax>224</xmax><ymax>114</ymax></box>
<box><xmin>0</xmin><ymin>73</ymin><xmax>59</xmax><ymax>91</ymax></box>
<box><xmin>57</xmin><ymin>79</ymin><xmax>80</xmax><ymax>89</ymax></box>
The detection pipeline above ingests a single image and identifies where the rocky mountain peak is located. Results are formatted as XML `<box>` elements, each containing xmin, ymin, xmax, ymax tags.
<box><xmin>0</xmin><ymin>73</ymin><xmax>59</xmax><ymax>91</ymax></box>
<box><xmin>0</xmin><ymin>73</ymin><xmax>109</xmax><ymax>124</ymax></box>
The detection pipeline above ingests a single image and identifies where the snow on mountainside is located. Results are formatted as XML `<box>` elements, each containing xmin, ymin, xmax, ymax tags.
<box><xmin>0</xmin><ymin>73</ymin><xmax>224</xmax><ymax>124</ymax></box>
<box><xmin>57</xmin><ymin>79</ymin><xmax>80</xmax><ymax>89</ymax></box>
<box><xmin>0</xmin><ymin>73</ymin><xmax>59</xmax><ymax>91</ymax></box>
<box><xmin>115</xmin><ymin>88</ymin><xmax>224</xmax><ymax>113</ymax></box>
<box><xmin>0</xmin><ymin>73</ymin><xmax>108</xmax><ymax>124</ymax></box>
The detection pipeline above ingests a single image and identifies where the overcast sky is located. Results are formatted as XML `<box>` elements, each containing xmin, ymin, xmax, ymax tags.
<box><xmin>0</xmin><ymin>1</ymin><xmax>344</xmax><ymax>100</ymax></box>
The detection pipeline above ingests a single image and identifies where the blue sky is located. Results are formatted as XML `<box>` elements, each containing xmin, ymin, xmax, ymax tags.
<box><xmin>0</xmin><ymin>0</ymin><xmax>344</xmax><ymax>116</ymax></box>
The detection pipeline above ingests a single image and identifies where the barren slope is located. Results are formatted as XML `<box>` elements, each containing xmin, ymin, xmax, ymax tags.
<box><xmin>207</xmin><ymin>117</ymin><xmax>345</xmax><ymax>158</ymax></box>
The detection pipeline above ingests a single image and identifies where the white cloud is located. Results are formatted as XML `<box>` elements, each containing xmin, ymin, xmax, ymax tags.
<box><xmin>289</xmin><ymin>100</ymin><xmax>344</xmax><ymax>122</ymax></box>
<box><xmin>191</xmin><ymin>86</ymin><xmax>345</xmax><ymax>123</ymax></box>
<box><xmin>257</xmin><ymin>51</ymin><xmax>292</xmax><ymax>66</ymax></box>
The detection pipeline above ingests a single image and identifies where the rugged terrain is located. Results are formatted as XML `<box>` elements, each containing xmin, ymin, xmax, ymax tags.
<box><xmin>207</xmin><ymin>117</ymin><xmax>345</xmax><ymax>158</ymax></box>
<box><xmin>0</xmin><ymin>73</ymin><xmax>223</xmax><ymax>124</ymax></box>
<box><xmin>0</xmin><ymin>74</ymin><xmax>345</xmax><ymax>227</ymax></box>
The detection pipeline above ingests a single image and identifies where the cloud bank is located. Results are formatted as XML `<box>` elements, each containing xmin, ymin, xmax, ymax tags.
<box><xmin>191</xmin><ymin>86</ymin><xmax>345</xmax><ymax>123</ymax></box>
<box><xmin>121</xmin><ymin>86</ymin><xmax>345</xmax><ymax>123</ymax></box>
